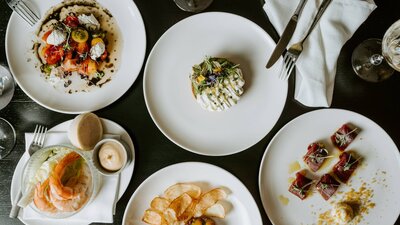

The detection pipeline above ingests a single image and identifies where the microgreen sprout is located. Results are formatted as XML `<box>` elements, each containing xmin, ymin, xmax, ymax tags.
<box><xmin>343</xmin><ymin>154</ymin><xmax>362</xmax><ymax>171</ymax></box>
<box><xmin>191</xmin><ymin>57</ymin><xmax>240</xmax><ymax>95</ymax></box>
<box><xmin>318</xmin><ymin>183</ymin><xmax>340</xmax><ymax>196</ymax></box>
<box><xmin>304</xmin><ymin>148</ymin><xmax>333</xmax><ymax>163</ymax></box>
<box><xmin>335</xmin><ymin>127</ymin><xmax>358</xmax><ymax>147</ymax></box>
<box><xmin>292</xmin><ymin>180</ymin><xmax>315</xmax><ymax>196</ymax></box>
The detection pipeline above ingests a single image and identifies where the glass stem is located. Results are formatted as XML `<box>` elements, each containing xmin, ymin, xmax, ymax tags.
<box><xmin>186</xmin><ymin>0</ymin><xmax>197</xmax><ymax>7</ymax></box>
<box><xmin>370</xmin><ymin>54</ymin><xmax>384</xmax><ymax>66</ymax></box>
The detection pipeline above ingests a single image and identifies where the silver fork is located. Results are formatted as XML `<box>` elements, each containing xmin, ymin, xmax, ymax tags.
<box><xmin>280</xmin><ymin>0</ymin><xmax>332</xmax><ymax>80</ymax></box>
<box><xmin>9</xmin><ymin>125</ymin><xmax>48</xmax><ymax>218</ymax></box>
<box><xmin>6</xmin><ymin>0</ymin><xmax>40</xmax><ymax>26</ymax></box>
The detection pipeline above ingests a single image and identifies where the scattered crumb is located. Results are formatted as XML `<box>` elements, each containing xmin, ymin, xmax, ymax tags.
<box><xmin>317</xmin><ymin>182</ymin><xmax>375</xmax><ymax>225</ymax></box>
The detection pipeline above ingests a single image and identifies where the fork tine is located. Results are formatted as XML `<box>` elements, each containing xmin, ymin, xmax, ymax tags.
<box><xmin>284</xmin><ymin>61</ymin><xmax>296</xmax><ymax>81</ymax></box>
<box><xmin>32</xmin><ymin>125</ymin><xmax>39</xmax><ymax>144</ymax></box>
<box><xmin>15</xmin><ymin>3</ymin><xmax>36</xmax><ymax>25</ymax></box>
<box><xmin>279</xmin><ymin>54</ymin><xmax>289</xmax><ymax>80</ymax></box>
<box><xmin>39</xmin><ymin>127</ymin><xmax>48</xmax><ymax>147</ymax></box>
<box><xmin>12</xmin><ymin>6</ymin><xmax>34</xmax><ymax>26</ymax></box>
<box><xmin>282</xmin><ymin>59</ymin><xmax>293</xmax><ymax>80</ymax></box>
<box><xmin>19</xmin><ymin>1</ymin><xmax>39</xmax><ymax>21</ymax></box>
<box><xmin>35</xmin><ymin>126</ymin><xmax>43</xmax><ymax>144</ymax></box>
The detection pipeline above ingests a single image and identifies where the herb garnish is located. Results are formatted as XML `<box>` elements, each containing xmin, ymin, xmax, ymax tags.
<box><xmin>318</xmin><ymin>183</ymin><xmax>340</xmax><ymax>196</ymax></box>
<box><xmin>343</xmin><ymin>154</ymin><xmax>362</xmax><ymax>171</ymax></box>
<box><xmin>304</xmin><ymin>147</ymin><xmax>332</xmax><ymax>163</ymax></box>
<box><xmin>292</xmin><ymin>180</ymin><xmax>315</xmax><ymax>196</ymax></box>
<box><xmin>190</xmin><ymin>57</ymin><xmax>240</xmax><ymax>95</ymax></box>
<box><xmin>335</xmin><ymin>127</ymin><xmax>358</xmax><ymax>147</ymax></box>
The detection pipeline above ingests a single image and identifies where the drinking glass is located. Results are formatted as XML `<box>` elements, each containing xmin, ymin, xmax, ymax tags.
<box><xmin>0</xmin><ymin>65</ymin><xmax>16</xmax><ymax>159</ymax></box>
<box><xmin>352</xmin><ymin>19</ymin><xmax>400</xmax><ymax>82</ymax></box>
<box><xmin>0</xmin><ymin>117</ymin><xmax>16</xmax><ymax>159</ymax></box>
<box><xmin>0</xmin><ymin>64</ymin><xmax>15</xmax><ymax>110</ymax></box>
<box><xmin>174</xmin><ymin>0</ymin><xmax>213</xmax><ymax>12</ymax></box>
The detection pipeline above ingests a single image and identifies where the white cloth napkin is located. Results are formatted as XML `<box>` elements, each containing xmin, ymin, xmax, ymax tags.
<box><xmin>263</xmin><ymin>0</ymin><xmax>376</xmax><ymax>107</ymax></box>
<box><xmin>20</xmin><ymin>132</ymin><xmax>120</xmax><ymax>224</ymax></box>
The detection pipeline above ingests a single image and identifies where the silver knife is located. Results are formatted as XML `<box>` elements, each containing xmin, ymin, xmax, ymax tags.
<box><xmin>266</xmin><ymin>0</ymin><xmax>308</xmax><ymax>68</ymax></box>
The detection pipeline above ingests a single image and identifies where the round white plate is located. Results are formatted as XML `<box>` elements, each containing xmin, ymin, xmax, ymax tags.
<box><xmin>122</xmin><ymin>162</ymin><xmax>262</xmax><ymax>225</ymax></box>
<box><xmin>143</xmin><ymin>12</ymin><xmax>287</xmax><ymax>156</ymax></box>
<box><xmin>259</xmin><ymin>109</ymin><xmax>400</xmax><ymax>225</ymax></box>
<box><xmin>10</xmin><ymin>118</ymin><xmax>136</xmax><ymax>225</ymax></box>
<box><xmin>5</xmin><ymin>0</ymin><xmax>146</xmax><ymax>114</ymax></box>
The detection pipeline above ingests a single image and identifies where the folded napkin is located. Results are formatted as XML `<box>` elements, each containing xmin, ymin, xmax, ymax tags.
<box><xmin>264</xmin><ymin>0</ymin><xmax>376</xmax><ymax>107</ymax></box>
<box><xmin>20</xmin><ymin>132</ymin><xmax>120</xmax><ymax>224</ymax></box>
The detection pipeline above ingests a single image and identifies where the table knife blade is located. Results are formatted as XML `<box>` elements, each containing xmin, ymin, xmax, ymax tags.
<box><xmin>266</xmin><ymin>0</ymin><xmax>307</xmax><ymax>68</ymax></box>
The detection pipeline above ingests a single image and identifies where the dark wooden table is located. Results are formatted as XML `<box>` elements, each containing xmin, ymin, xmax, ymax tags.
<box><xmin>1</xmin><ymin>0</ymin><xmax>399</xmax><ymax>224</ymax></box>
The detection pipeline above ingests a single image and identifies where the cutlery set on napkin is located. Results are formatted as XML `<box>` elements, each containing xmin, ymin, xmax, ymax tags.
<box><xmin>264</xmin><ymin>0</ymin><xmax>376</xmax><ymax>107</ymax></box>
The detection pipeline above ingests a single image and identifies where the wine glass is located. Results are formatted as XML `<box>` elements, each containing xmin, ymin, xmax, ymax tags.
<box><xmin>174</xmin><ymin>0</ymin><xmax>213</xmax><ymax>13</ymax></box>
<box><xmin>0</xmin><ymin>64</ymin><xmax>15</xmax><ymax>110</ymax></box>
<box><xmin>0</xmin><ymin>65</ymin><xmax>16</xmax><ymax>159</ymax></box>
<box><xmin>352</xmin><ymin>19</ymin><xmax>400</xmax><ymax>82</ymax></box>
<box><xmin>0</xmin><ymin>117</ymin><xmax>16</xmax><ymax>159</ymax></box>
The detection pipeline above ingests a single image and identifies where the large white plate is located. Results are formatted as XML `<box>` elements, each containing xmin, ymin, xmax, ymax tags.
<box><xmin>259</xmin><ymin>109</ymin><xmax>400</xmax><ymax>225</ymax></box>
<box><xmin>122</xmin><ymin>162</ymin><xmax>262</xmax><ymax>225</ymax></box>
<box><xmin>10</xmin><ymin>118</ymin><xmax>136</xmax><ymax>225</ymax></box>
<box><xmin>143</xmin><ymin>12</ymin><xmax>287</xmax><ymax>156</ymax></box>
<box><xmin>5</xmin><ymin>0</ymin><xmax>146</xmax><ymax>113</ymax></box>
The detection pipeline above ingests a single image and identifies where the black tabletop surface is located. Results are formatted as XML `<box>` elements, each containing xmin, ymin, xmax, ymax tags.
<box><xmin>0</xmin><ymin>0</ymin><xmax>399</xmax><ymax>224</ymax></box>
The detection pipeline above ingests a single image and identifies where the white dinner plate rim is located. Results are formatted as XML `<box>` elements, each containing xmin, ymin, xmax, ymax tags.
<box><xmin>5</xmin><ymin>0</ymin><xmax>146</xmax><ymax>114</ymax></box>
<box><xmin>10</xmin><ymin>118</ymin><xmax>136</xmax><ymax>225</ymax></box>
<box><xmin>143</xmin><ymin>11</ymin><xmax>287</xmax><ymax>156</ymax></box>
<box><xmin>122</xmin><ymin>161</ymin><xmax>263</xmax><ymax>225</ymax></box>
<box><xmin>258</xmin><ymin>108</ymin><xmax>400</xmax><ymax>225</ymax></box>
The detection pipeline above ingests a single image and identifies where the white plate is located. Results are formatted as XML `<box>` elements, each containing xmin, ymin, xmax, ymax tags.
<box><xmin>10</xmin><ymin>118</ymin><xmax>136</xmax><ymax>225</ymax></box>
<box><xmin>143</xmin><ymin>12</ymin><xmax>287</xmax><ymax>156</ymax></box>
<box><xmin>5</xmin><ymin>0</ymin><xmax>146</xmax><ymax>113</ymax></box>
<box><xmin>122</xmin><ymin>162</ymin><xmax>262</xmax><ymax>225</ymax></box>
<box><xmin>259</xmin><ymin>109</ymin><xmax>400</xmax><ymax>225</ymax></box>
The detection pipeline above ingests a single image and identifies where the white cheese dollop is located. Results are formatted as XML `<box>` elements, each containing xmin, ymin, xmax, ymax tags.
<box><xmin>46</xmin><ymin>29</ymin><xmax>66</xmax><ymax>46</ymax></box>
<box><xmin>78</xmin><ymin>14</ymin><xmax>100</xmax><ymax>30</ymax></box>
<box><xmin>90</xmin><ymin>42</ymin><xmax>106</xmax><ymax>60</ymax></box>
<box><xmin>331</xmin><ymin>202</ymin><xmax>354</xmax><ymax>224</ymax></box>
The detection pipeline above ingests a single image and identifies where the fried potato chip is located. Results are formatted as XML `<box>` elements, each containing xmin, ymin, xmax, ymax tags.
<box><xmin>204</xmin><ymin>203</ymin><xmax>226</xmax><ymax>218</ymax></box>
<box><xmin>193</xmin><ymin>188</ymin><xmax>227</xmax><ymax>217</ymax></box>
<box><xmin>142</xmin><ymin>209</ymin><xmax>167</xmax><ymax>225</ymax></box>
<box><xmin>164</xmin><ymin>183</ymin><xmax>201</xmax><ymax>200</ymax></box>
<box><xmin>163</xmin><ymin>208</ymin><xmax>178</xmax><ymax>224</ymax></box>
<box><xmin>151</xmin><ymin>197</ymin><xmax>171</xmax><ymax>212</ymax></box>
<box><xmin>168</xmin><ymin>193</ymin><xmax>193</xmax><ymax>217</ymax></box>
<box><xmin>143</xmin><ymin>183</ymin><xmax>228</xmax><ymax>225</ymax></box>
<box><xmin>177</xmin><ymin>199</ymin><xmax>198</xmax><ymax>222</ymax></box>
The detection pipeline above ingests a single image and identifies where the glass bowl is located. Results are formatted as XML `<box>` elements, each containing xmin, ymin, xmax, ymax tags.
<box><xmin>20</xmin><ymin>145</ymin><xmax>100</xmax><ymax>218</ymax></box>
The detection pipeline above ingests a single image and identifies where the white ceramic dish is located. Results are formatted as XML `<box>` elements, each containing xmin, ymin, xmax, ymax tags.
<box><xmin>259</xmin><ymin>109</ymin><xmax>400</xmax><ymax>225</ymax></box>
<box><xmin>10</xmin><ymin>118</ymin><xmax>135</xmax><ymax>225</ymax></box>
<box><xmin>5</xmin><ymin>0</ymin><xmax>146</xmax><ymax>113</ymax></box>
<box><xmin>122</xmin><ymin>162</ymin><xmax>263</xmax><ymax>225</ymax></box>
<box><xmin>143</xmin><ymin>12</ymin><xmax>287</xmax><ymax>156</ymax></box>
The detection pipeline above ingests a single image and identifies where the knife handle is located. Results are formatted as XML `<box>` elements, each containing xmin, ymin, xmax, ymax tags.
<box><xmin>292</xmin><ymin>0</ymin><xmax>308</xmax><ymax>21</ymax></box>
<box><xmin>302</xmin><ymin>0</ymin><xmax>333</xmax><ymax>42</ymax></box>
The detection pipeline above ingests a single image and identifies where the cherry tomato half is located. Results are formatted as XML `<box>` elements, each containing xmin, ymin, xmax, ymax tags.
<box><xmin>43</xmin><ymin>45</ymin><xmax>64</xmax><ymax>65</ymax></box>
<box><xmin>64</xmin><ymin>15</ymin><xmax>80</xmax><ymax>27</ymax></box>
